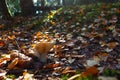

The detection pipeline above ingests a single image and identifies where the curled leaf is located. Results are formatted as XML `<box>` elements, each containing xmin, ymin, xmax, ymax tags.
<box><xmin>8</xmin><ymin>58</ymin><xmax>19</xmax><ymax>69</ymax></box>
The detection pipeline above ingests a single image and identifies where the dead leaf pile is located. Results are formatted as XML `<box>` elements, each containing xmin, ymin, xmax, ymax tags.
<box><xmin>0</xmin><ymin>3</ymin><xmax>120</xmax><ymax>80</ymax></box>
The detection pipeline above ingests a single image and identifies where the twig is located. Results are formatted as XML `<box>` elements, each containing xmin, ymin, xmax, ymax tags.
<box><xmin>15</xmin><ymin>39</ymin><xmax>21</xmax><ymax>51</ymax></box>
<box><xmin>67</xmin><ymin>74</ymin><xmax>81</xmax><ymax>80</ymax></box>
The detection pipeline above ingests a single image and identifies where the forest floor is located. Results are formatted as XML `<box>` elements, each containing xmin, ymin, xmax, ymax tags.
<box><xmin>0</xmin><ymin>3</ymin><xmax>120</xmax><ymax>80</ymax></box>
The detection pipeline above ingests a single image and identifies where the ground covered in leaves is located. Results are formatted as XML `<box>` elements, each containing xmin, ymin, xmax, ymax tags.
<box><xmin>0</xmin><ymin>3</ymin><xmax>120</xmax><ymax>80</ymax></box>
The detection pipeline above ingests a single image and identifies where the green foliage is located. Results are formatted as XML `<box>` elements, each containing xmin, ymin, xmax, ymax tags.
<box><xmin>72</xmin><ymin>75</ymin><xmax>98</xmax><ymax>80</ymax></box>
<box><xmin>75</xmin><ymin>70</ymin><xmax>82</xmax><ymax>74</ymax></box>
<box><xmin>62</xmin><ymin>74</ymin><xmax>69</xmax><ymax>80</ymax></box>
<box><xmin>6</xmin><ymin>74</ymin><xmax>16</xmax><ymax>79</ymax></box>
<box><xmin>6</xmin><ymin>0</ymin><xmax>21</xmax><ymax>16</ymax></box>
<box><xmin>104</xmin><ymin>69</ymin><xmax>119</xmax><ymax>76</ymax></box>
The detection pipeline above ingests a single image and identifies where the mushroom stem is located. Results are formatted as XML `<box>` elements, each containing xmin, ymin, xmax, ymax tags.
<box><xmin>40</xmin><ymin>53</ymin><xmax>47</xmax><ymax>63</ymax></box>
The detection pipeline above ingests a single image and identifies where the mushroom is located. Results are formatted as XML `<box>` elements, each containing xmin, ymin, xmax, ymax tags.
<box><xmin>35</xmin><ymin>41</ymin><xmax>54</xmax><ymax>63</ymax></box>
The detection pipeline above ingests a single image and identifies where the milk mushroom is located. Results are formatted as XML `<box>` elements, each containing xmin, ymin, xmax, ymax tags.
<box><xmin>35</xmin><ymin>40</ymin><xmax>54</xmax><ymax>63</ymax></box>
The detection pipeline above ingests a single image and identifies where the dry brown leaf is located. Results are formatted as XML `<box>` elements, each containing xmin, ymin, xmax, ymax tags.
<box><xmin>62</xmin><ymin>67</ymin><xmax>76</xmax><ymax>74</ymax></box>
<box><xmin>80</xmin><ymin>8</ymin><xmax>85</xmax><ymax>15</ymax></box>
<box><xmin>0</xmin><ymin>58</ymin><xmax>10</xmax><ymax>68</ymax></box>
<box><xmin>81</xmin><ymin>66</ymin><xmax>99</xmax><ymax>78</ymax></box>
<box><xmin>81</xmin><ymin>42</ymin><xmax>89</xmax><ymax>48</ymax></box>
<box><xmin>23</xmin><ymin>70</ymin><xmax>35</xmax><ymax>80</ymax></box>
<box><xmin>116</xmin><ymin>9</ymin><xmax>120</xmax><ymax>13</ymax></box>
<box><xmin>89</xmin><ymin>32</ymin><xmax>98</xmax><ymax>38</ymax></box>
<box><xmin>54</xmin><ymin>45</ymin><xmax>64</xmax><ymax>52</ymax></box>
<box><xmin>107</xmin><ymin>42</ymin><xmax>119</xmax><ymax>49</ymax></box>
<box><xmin>43</xmin><ymin>63</ymin><xmax>62</xmax><ymax>69</ymax></box>
<box><xmin>16</xmin><ymin>60</ymin><xmax>30</xmax><ymax>68</ymax></box>
<box><xmin>100</xmin><ymin>53</ymin><xmax>109</xmax><ymax>57</ymax></box>
<box><xmin>0</xmin><ymin>24</ymin><xmax>5</xmax><ymax>29</ymax></box>
<box><xmin>55</xmin><ymin>52</ymin><xmax>64</xmax><ymax>58</ymax></box>
<box><xmin>96</xmin><ymin>34</ymin><xmax>104</xmax><ymax>38</ymax></box>
<box><xmin>99</xmin><ymin>41</ymin><xmax>106</xmax><ymax>47</ymax></box>
<box><xmin>0</xmin><ymin>40</ymin><xmax>5</xmax><ymax>48</ymax></box>
<box><xmin>8</xmin><ymin>58</ymin><xmax>19</xmax><ymax>69</ymax></box>
<box><xmin>106</xmin><ymin>25</ymin><xmax>115</xmax><ymax>30</ymax></box>
<box><xmin>36</xmin><ymin>31</ymin><xmax>43</xmax><ymax>39</ymax></box>
<box><xmin>8</xmin><ymin>35</ymin><xmax>16</xmax><ymax>40</ymax></box>
<box><xmin>0</xmin><ymin>58</ymin><xmax>10</xmax><ymax>63</ymax></box>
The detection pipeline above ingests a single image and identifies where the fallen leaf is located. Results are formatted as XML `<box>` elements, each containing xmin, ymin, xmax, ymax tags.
<box><xmin>107</xmin><ymin>42</ymin><xmax>119</xmax><ymax>49</ymax></box>
<box><xmin>98</xmin><ymin>53</ymin><xmax>109</xmax><ymax>61</ymax></box>
<box><xmin>0</xmin><ymin>58</ymin><xmax>10</xmax><ymax>68</ymax></box>
<box><xmin>0</xmin><ymin>40</ymin><xmax>5</xmax><ymax>48</ymax></box>
<box><xmin>44</xmin><ymin>63</ymin><xmax>62</xmax><ymax>69</ymax></box>
<box><xmin>81</xmin><ymin>66</ymin><xmax>99</xmax><ymax>77</ymax></box>
<box><xmin>0</xmin><ymin>58</ymin><xmax>10</xmax><ymax>63</ymax></box>
<box><xmin>99</xmin><ymin>41</ymin><xmax>106</xmax><ymax>47</ymax></box>
<box><xmin>8</xmin><ymin>35</ymin><xmax>16</xmax><ymax>40</ymax></box>
<box><xmin>116</xmin><ymin>8</ymin><xmax>120</xmax><ymax>13</ymax></box>
<box><xmin>23</xmin><ymin>70</ymin><xmax>35</xmax><ymax>80</ymax></box>
<box><xmin>62</xmin><ymin>67</ymin><xmax>76</xmax><ymax>74</ymax></box>
<box><xmin>8</xmin><ymin>58</ymin><xmax>19</xmax><ymax>69</ymax></box>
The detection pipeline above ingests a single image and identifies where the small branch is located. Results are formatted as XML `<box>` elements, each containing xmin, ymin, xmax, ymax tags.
<box><xmin>67</xmin><ymin>74</ymin><xmax>81</xmax><ymax>80</ymax></box>
<box><xmin>15</xmin><ymin>39</ymin><xmax>21</xmax><ymax>51</ymax></box>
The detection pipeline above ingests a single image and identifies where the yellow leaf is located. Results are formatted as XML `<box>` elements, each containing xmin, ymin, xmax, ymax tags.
<box><xmin>51</xmin><ymin>21</ymin><xmax>56</xmax><ymax>25</ymax></box>
<box><xmin>23</xmin><ymin>70</ymin><xmax>34</xmax><ymax>80</ymax></box>
<box><xmin>31</xmin><ymin>43</ymin><xmax>37</xmax><ymax>48</ymax></box>
<box><xmin>0</xmin><ymin>58</ymin><xmax>10</xmax><ymax>64</ymax></box>
<box><xmin>8</xmin><ymin>35</ymin><xmax>16</xmax><ymax>40</ymax></box>
<box><xmin>36</xmin><ymin>31</ymin><xmax>42</xmax><ymax>38</ymax></box>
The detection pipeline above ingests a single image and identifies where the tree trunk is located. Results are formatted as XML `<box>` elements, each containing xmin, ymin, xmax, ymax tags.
<box><xmin>57</xmin><ymin>0</ymin><xmax>61</xmax><ymax>5</ymax></box>
<box><xmin>20</xmin><ymin>0</ymin><xmax>35</xmax><ymax>16</ymax></box>
<box><xmin>62</xmin><ymin>0</ymin><xmax>66</xmax><ymax>6</ymax></box>
<box><xmin>41</xmin><ymin>0</ymin><xmax>45</xmax><ymax>7</ymax></box>
<box><xmin>41</xmin><ymin>0</ymin><xmax>46</xmax><ymax>13</ymax></box>
<box><xmin>62</xmin><ymin>0</ymin><xmax>74</xmax><ymax>6</ymax></box>
<box><xmin>97</xmin><ymin>0</ymin><xmax>119</xmax><ymax>3</ymax></box>
<box><xmin>0</xmin><ymin>0</ymin><xmax>12</xmax><ymax>20</ymax></box>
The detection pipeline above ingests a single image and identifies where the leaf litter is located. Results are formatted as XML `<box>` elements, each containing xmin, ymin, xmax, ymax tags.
<box><xmin>0</xmin><ymin>3</ymin><xmax>120</xmax><ymax>80</ymax></box>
